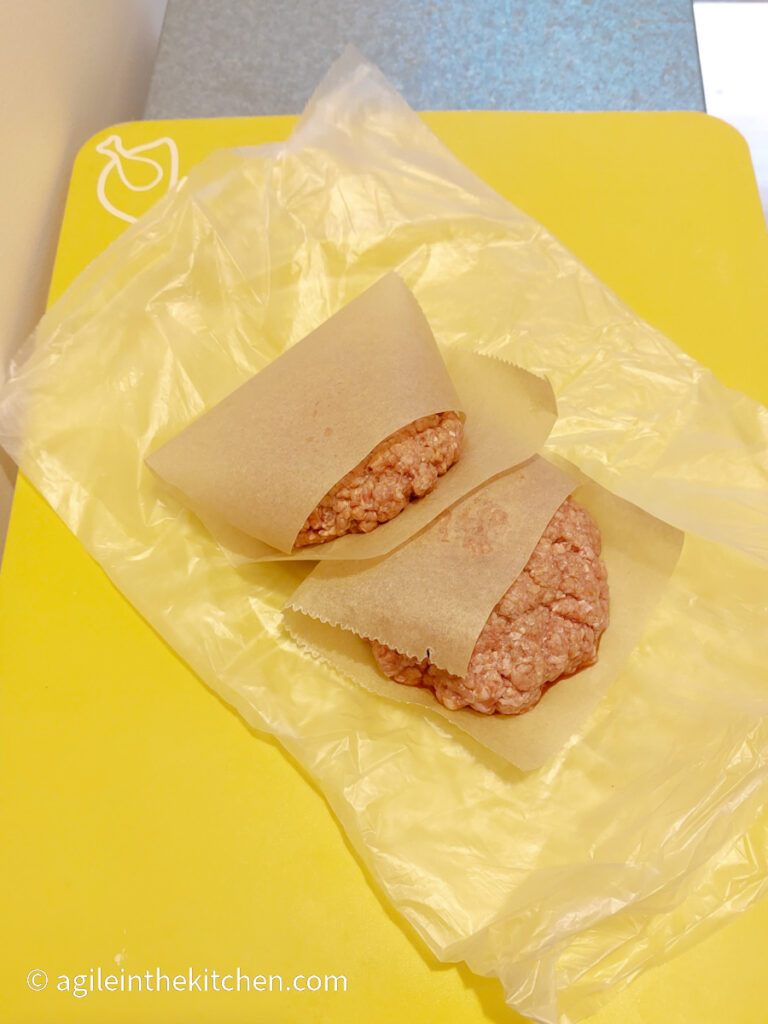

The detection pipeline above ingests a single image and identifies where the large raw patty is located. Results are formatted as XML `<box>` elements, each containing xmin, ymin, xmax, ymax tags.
<box><xmin>294</xmin><ymin>411</ymin><xmax>463</xmax><ymax>548</ymax></box>
<box><xmin>371</xmin><ymin>497</ymin><xmax>610</xmax><ymax>715</ymax></box>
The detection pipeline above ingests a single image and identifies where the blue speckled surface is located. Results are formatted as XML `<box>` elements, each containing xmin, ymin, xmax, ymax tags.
<box><xmin>145</xmin><ymin>0</ymin><xmax>705</xmax><ymax>116</ymax></box>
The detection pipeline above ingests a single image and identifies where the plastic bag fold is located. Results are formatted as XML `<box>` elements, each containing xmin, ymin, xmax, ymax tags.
<box><xmin>1</xmin><ymin>48</ymin><xmax>767</xmax><ymax>1024</ymax></box>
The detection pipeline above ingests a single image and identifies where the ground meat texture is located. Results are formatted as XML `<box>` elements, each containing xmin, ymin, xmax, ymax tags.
<box><xmin>370</xmin><ymin>497</ymin><xmax>609</xmax><ymax>715</ymax></box>
<box><xmin>294</xmin><ymin>411</ymin><xmax>464</xmax><ymax>548</ymax></box>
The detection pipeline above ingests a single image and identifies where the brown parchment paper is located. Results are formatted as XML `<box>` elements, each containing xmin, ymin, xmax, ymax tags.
<box><xmin>200</xmin><ymin>347</ymin><xmax>558</xmax><ymax>562</ymax></box>
<box><xmin>146</xmin><ymin>272</ymin><xmax>461</xmax><ymax>553</ymax></box>
<box><xmin>284</xmin><ymin>464</ymin><xmax>684</xmax><ymax>770</ymax></box>
<box><xmin>287</xmin><ymin>456</ymin><xmax>576</xmax><ymax>674</ymax></box>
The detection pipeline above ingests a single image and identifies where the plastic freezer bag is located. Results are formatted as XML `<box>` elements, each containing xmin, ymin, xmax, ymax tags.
<box><xmin>2</xmin><ymin>49</ymin><xmax>768</xmax><ymax>1024</ymax></box>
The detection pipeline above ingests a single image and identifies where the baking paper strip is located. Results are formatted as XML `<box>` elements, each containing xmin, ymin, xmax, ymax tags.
<box><xmin>146</xmin><ymin>272</ymin><xmax>460</xmax><ymax>553</ymax></box>
<box><xmin>202</xmin><ymin>347</ymin><xmax>557</xmax><ymax>562</ymax></box>
<box><xmin>284</xmin><ymin>466</ymin><xmax>683</xmax><ymax>769</ymax></box>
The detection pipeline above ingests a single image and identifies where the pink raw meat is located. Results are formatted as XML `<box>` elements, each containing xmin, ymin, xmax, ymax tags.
<box><xmin>295</xmin><ymin>411</ymin><xmax>463</xmax><ymax>548</ymax></box>
<box><xmin>371</xmin><ymin>497</ymin><xmax>609</xmax><ymax>715</ymax></box>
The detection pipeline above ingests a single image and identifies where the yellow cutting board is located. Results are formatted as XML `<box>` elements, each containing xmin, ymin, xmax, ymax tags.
<box><xmin>1</xmin><ymin>113</ymin><xmax>767</xmax><ymax>1024</ymax></box>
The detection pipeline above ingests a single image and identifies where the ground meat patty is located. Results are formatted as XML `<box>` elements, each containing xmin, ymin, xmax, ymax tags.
<box><xmin>370</xmin><ymin>497</ymin><xmax>609</xmax><ymax>715</ymax></box>
<box><xmin>294</xmin><ymin>411</ymin><xmax>464</xmax><ymax>548</ymax></box>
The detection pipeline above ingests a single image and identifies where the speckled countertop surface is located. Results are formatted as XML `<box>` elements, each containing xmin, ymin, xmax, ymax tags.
<box><xmin>145</xmin><ymin>0</ymin><xmax>705</xmax><ymax>116</ymax></box>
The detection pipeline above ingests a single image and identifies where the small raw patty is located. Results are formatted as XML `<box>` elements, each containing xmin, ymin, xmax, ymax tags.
<box><xmin>294</xmin><ymin>411</ymin><xmax>464</xmax><ymax>548</ymax></box>
<box><xmin>371</xmin><ymin>497</ymin><xmax>609</xmax><ymax>715</ymax></box>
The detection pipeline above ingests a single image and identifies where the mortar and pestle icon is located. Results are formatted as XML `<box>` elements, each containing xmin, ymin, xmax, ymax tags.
<box><xmin>95</xmin><ymin>134</ymin><xmax>180</xmax><ymax>223</ymax></box>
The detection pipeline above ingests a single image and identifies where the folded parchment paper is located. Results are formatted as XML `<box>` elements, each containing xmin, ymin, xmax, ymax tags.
<box><xmin>147</xmin><ymin>273</ymin><xmax>460</xmax><ymax>553</ymax></box>
<box><xmin>147</xmin><ymin>274</ymin><xmax>556</xmax><ymax>561</ymax></box>
<box><xmin>285</xmin><ymin>460</ymin><xmax>683</xmax><ymax>769</ymax></box>
<box><xmin>195</xmin><ymin>346</ymin><xmax>557</xmax><ymax>562</ymax></box>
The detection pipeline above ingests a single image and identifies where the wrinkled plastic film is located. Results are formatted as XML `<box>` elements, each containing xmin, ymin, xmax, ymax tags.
<box><xmin>1</xmin><ymin>49</ymin><xmax>768</xmax><ymax>1024</ymax></box>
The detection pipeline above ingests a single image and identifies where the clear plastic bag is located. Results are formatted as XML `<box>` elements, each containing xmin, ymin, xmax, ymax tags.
<box><xmin>1</xmin><ymin>49</ymin><xmax>767</xmax><ymax>1024</ymax></box>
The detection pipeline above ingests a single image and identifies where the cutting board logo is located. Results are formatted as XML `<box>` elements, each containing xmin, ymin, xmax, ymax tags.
<box><xmin>95</xmin><ymin>134</ymin><xmax>180</xmax><ymax>224</ymax></box>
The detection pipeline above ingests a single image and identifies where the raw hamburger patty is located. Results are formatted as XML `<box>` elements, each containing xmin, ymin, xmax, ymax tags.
<box><xmin>294</xmin><ymin>411</ymin><xmax>464</xmax><ymax>548</ymax></box>
<box><xmin>371</xmin><ymin>497</ymin><xmax>609</xmax><ymax>715</ymax></box>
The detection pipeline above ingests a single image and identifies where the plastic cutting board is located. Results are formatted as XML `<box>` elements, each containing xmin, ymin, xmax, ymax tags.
<box><xmin>1</xmin><ymin>112</ymin><xmax>767</xmax><ymax>1024</ymax></box>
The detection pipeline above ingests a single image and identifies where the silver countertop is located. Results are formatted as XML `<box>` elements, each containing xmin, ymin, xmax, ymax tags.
<box><xmin>145</xmin><ymin>0</ymin><xmax>705</xmax><ymax>117</ymax></box>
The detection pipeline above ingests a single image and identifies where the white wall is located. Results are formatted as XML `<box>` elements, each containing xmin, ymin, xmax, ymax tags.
<box><xmin>0</xmin><ymin>0</ymin><xmax>167</xmax><ymax>563</ymax></box>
